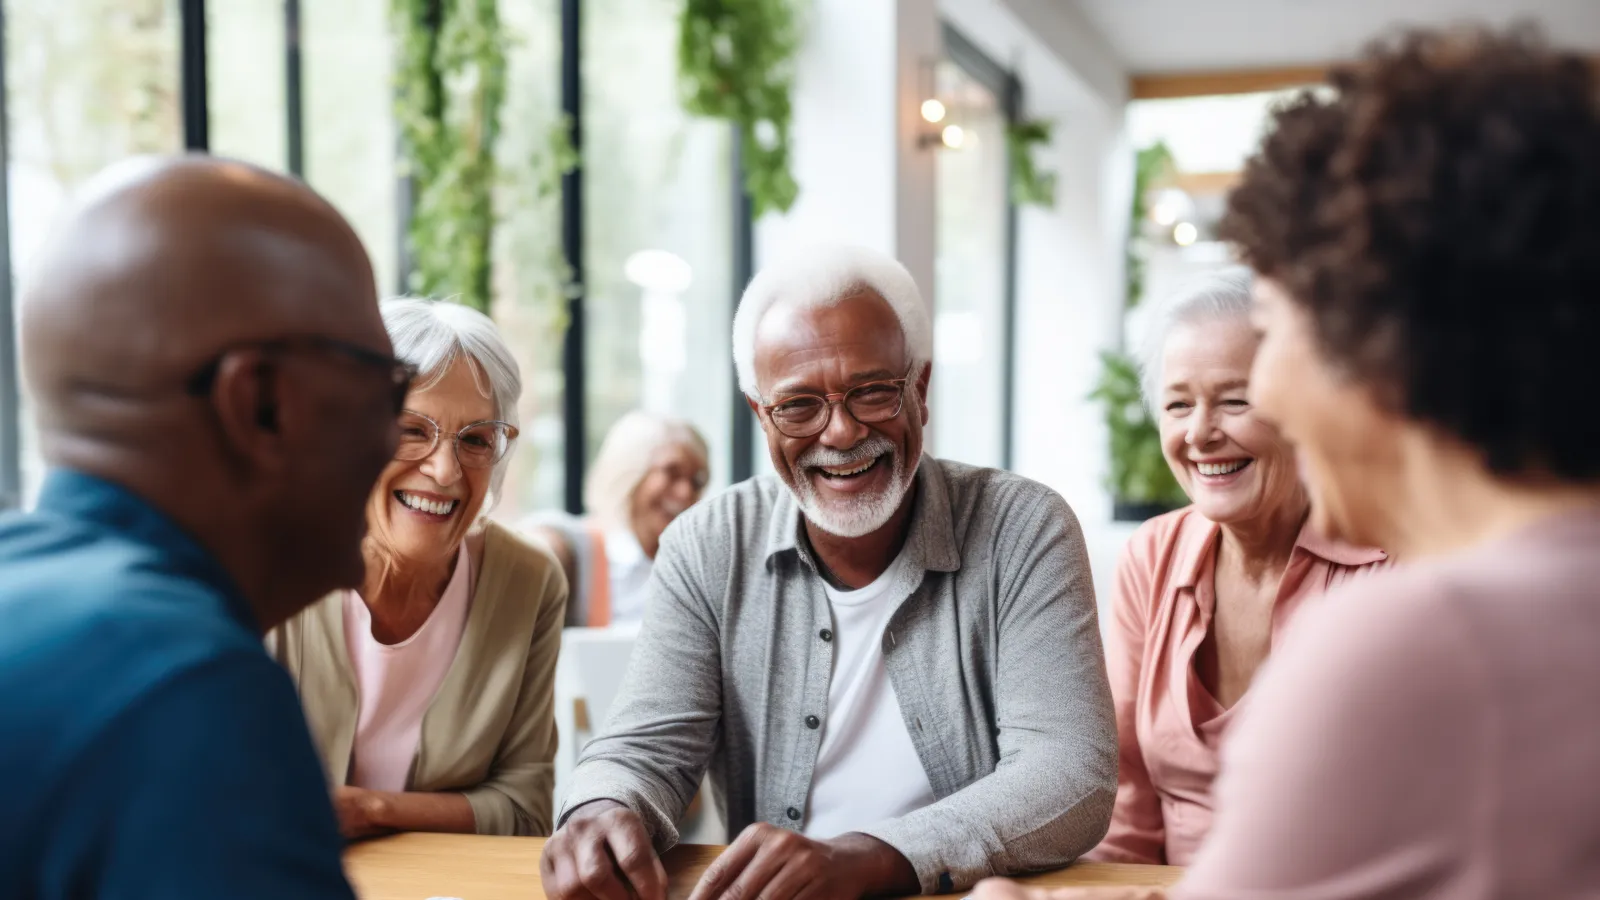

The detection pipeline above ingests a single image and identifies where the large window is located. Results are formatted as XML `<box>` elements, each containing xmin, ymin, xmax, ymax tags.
<box><xmin>207</xmin><ymin>0</ymin><xmax>285</xmax><ymax>172</ymax></box>
<box><xmin>6</xmin><ymin>0</ymin><xmax>184</xmax><ymax>505</ymax></box>
<box><xmin>490</xmin><ymin>0</ymin><xmax>566</xmax><ymax>519</ymax></box>
<box><xmin>931</xmin><ymin>30</ymin><xmax>1014</xmax><ymax>470</ymax></box>
<box><xmin>0</xmin><ymin>0</ymin><xmax>744</xmax><ymax>513</ymax></box>
<box><xmin>581</xmin><ymin>0</ymin><xmax>734</xmax><ymax>491</ymax></box>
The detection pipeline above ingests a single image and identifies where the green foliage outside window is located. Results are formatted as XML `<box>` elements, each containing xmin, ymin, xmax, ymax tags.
<box><xmin>677</xmin><ymin>0</ymin><xmax>801</xmax><ymax>217</ymax></box>
<box><xmin>392</xmin><ymin>0</ymin><xmax>508</xmax><ymax>314</ymax></box>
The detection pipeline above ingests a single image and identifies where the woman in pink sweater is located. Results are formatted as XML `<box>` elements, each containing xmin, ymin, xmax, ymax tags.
<box><xmin>983</xmin><ymin>24</ymin><xmax>1600</xmax><ymax>900</ymax></box>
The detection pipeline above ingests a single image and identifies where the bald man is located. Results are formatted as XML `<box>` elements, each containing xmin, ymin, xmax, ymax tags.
<box><xmin>0</xmin><ymin>157</ymin><xmax>408</xmax><ymax>897</ymax></box>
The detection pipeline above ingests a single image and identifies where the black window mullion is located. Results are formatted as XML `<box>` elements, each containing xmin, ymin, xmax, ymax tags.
<box><xmin>180</xmin><ymin>0</ymin><xmax>209</xmax><ymax>151</ymax></box>
<box><xmin>285</xmin><ymin>0</ymin><xmax>304</xmax><ymax>177</ymax></box>
<box><xmin>730</xmin><ymin>124</ymin><xmax>755</xmax><ymax>484</ymax></box>
<box><xmin>0</xmin><ymin>0</ymin><xmax>19</xmax><ymax>510</ymax></box>
<box><xmin>560</xmin><ymin>0</ymin><xmax>586</xmax><ymax>514</ymax></box>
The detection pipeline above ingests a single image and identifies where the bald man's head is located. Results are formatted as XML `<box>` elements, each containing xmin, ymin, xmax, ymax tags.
<box><xmin>21</xmin><ymin>155</ymin><xmax>403</xmax><ymax>630</ymax></box>
<box><xmin>23</xmin><ymin>155</ymin><xmax>381</xmax><ymax>413</ymax></box>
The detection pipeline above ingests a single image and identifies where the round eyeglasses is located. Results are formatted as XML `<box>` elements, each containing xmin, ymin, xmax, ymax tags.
<box><xmin>395</xmin><ymin>409</ymin><xmax>519</xmax><ymax>469</ymax></box>
<box><xmin>759</xmin><ymin>367</ymin><xmax>915</xmax><ymax>439</ymax></box>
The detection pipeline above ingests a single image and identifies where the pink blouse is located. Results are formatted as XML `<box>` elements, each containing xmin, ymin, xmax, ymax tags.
<box><xmin>341</xmin><ymin>541</ymin><xmax>474</xmax><ymax>792</ymax></box>
<box><xmin>1088</xmin><ymin>507</ymin><xmax>1386</xmax><ymax>866</ymax></box>
<box><xmin>1178</xmin><ymin>506</ymin><xmax>1600</xmax><ymax>898</ymax></box>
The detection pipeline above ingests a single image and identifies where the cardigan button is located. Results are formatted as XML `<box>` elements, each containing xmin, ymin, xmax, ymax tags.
<box><xmin>805</xmin><ymin>715</ymin><xmax>820</xmax><ymax>729</ymax></box>
<box><xmin>819</xmin><ymin>628</ymin><xmax>833</xmax><ymax>642</ymax></box>
<box><xmin>786</xmin><ymin>806</ymin><xmax>801</xmax><ymax>821</ymax></box>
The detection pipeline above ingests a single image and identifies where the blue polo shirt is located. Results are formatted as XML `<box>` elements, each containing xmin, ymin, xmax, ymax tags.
<box><xmin>0</xmin><ymin>470</ymin><xmax>354</xmax><ymax>899</ymax></box>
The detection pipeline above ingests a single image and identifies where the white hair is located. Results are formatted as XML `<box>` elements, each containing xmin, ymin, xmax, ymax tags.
<box><xmin>583</xmin><ymin>411</ymin><xmax>709</xmax><ymax>529</ymax></box>
<box><xmin>732</xmin><ymin>243</ymin><xmax>933</xmax><ymax>398</ymax></box>
<box><xmin>380</xmin><ymin>296</ymin><xmax>523</xmax><ymax>508</ymax></box>
<box><xmin>1137</xmin><ymin>266</ymin><xmax>1256</xmax><ymax>409</ymax></box>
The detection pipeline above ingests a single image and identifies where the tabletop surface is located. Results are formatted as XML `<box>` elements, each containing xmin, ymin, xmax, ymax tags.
<box><xmin>344</xmin><ymin>833</ymin><xmax>1182</xmax><ymax>900</ymax></box>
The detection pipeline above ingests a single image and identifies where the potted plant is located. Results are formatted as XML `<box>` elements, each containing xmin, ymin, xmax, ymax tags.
<box><xmin>1090</xmin><ymin>350</ymin><xmax>1187</xmax><ymax>522</ymax></box>
<box><xmin>1091</xmin><ymin>141</ymin><xmax>1187</xmax><ymax>522</ymax></box>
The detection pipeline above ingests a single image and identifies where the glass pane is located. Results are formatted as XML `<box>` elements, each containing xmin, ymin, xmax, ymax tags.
<box><xmin>490</xmin><ymin>0</ymin><xmax>565</xmax><ymax>519</ymax></box>
<box><xmin>302</xmin><ymin>0</ymin><xmax>399</xmax><ymax>297</ymax></box>
<box><xmin>207</xmin><ymin>0</ymin><xmax>286</xmax><ymax>171</ymax></box>
<box><xmin>6</xmin><ymin>0</ymin><xmax>183</xmax><ymax>505</ymax></box>
<box><xmin>932</xmin><ymin>58</ymin><xmax>1008</xmax><ymax>469</ymax></box>
<box><xmin>582</xmin><ymin>0</ymin><xmax>734</xmax><ymax>493</ymax></box>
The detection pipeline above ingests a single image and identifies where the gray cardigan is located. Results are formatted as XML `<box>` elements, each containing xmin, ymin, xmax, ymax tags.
<box><xmin>560</xmin><ymin>457</ymin><xmax>1117</xmax><ymax>893</ymax></box>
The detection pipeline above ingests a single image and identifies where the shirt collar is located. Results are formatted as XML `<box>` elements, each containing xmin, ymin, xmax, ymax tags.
<box><xmin>36</xmin><ymin>468</ymin><xmax>258</xmax><ymax>631</ymax></box>
<box><xmin>763</xmin><ymin>454</ymin><xmax>962</xmax><ymax>575</ymax></box>
<box><xmin>1172</xmin><ymin>507</ymin><xmax>1387</xmax><ymax>589</ymax></box>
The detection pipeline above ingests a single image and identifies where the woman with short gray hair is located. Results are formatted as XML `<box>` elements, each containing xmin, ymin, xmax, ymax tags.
<box><xmin>269</xmin><ymin>297</ymin><xmax>567</xmax><ymax>837</ymax></box>
<box><xmin>1086</xmin><ymin>267</ymin><xmax>1387</xmax><ymax>865</ymax></box>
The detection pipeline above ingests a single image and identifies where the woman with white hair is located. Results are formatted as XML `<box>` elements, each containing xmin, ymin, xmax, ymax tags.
<box><xmin>268</xmin><ymin>297</ymin><xmax>567</xmax><ymax>838</ymax></box>
<box><xmin>1086</xmin><ymin>267</ymin><xmax>1386</xmax><ymax>866</ymax></box>
<box><xmin>528</xmin><ymin>411</ymin><xmax>710</xmax><ymax>626</ymax></box>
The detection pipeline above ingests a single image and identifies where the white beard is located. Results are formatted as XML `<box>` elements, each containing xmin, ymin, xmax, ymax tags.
<box><xmin>788</xmin><ymin>436</ymin><xmax>918</xmax><ymax>538</ymax></box>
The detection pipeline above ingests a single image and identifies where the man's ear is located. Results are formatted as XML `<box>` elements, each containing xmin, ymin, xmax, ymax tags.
<box><xmin>916</xmin><ymin>361</ymin><xmax>933</xmax><ymax>424</ymax></box>
<box><xmin>209</xmin><ymin>351</ymin><xmax>289</xmax><ymax>475</ymax></box>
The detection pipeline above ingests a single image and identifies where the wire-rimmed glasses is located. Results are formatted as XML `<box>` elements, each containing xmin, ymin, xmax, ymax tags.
<box><xmin>758</xmin><ymin>366</ymin><xmax>915</xmax><ymax>438</ymax></box>
<box><xmin>395</xmin><ymin>409</ymin><xmax>519</xmax><ymax>468</ymax></box>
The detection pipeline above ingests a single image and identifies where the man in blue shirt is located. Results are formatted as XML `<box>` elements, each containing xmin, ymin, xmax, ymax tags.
<box><xmin>0</xmin><ymin>156</ymin><xmax>410</xmax><ymax>897</ymax></box>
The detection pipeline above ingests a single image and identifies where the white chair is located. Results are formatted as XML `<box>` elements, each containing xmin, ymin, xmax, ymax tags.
<box><xmin>554</xmin><ymin>625</ymin><xmax>726</xmax><ymax>844</ymax></box>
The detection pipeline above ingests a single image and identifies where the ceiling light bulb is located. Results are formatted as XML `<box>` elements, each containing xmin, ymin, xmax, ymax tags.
<box><xmin>941</xmin><ymin>125</ymin><xmax>965</xmax><ymax>149</ymax></box>
<box><xmin>921</xmin><ymin>98</ymin><xmax>947</xmax><ymax>124</ymax></box>
<box><xmin>1173</xmin><ymin>222</ymin><xmax>1199</xmax><ymax>246</ymax></box>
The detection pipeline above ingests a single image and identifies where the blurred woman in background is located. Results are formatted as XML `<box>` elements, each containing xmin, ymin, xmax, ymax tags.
<box><xmin>270</xmin><ymin>298</ymin><xmax>567</xmax><ymax>838</ymax></box>
<box><xmin>528</xmin><ymin>411</ymin><xmax>709</xmax><ymax>626</ymax></box>
<box><xmin>1089</xmin><ymin>267</ymin><xmax>1385</xmax><ymax>866</ymax></box>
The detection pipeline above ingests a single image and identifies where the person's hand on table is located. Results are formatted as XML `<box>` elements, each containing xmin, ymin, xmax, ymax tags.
<box><xmin>972</xmin><ymin>878</ymin><xmax>1167</xmax><ymax>900</ymax></box>
<box><xmin>542</xmin><ymin>800</ymin><xmax>669</xmax><ymax>900</ymax></box>
<box><xmin>333</xmin><ymin>786</ymin><xmax>392</xmax><ymax>840</ymax></box>
<box><xmin>687</xmin><ymin>823</ymin><xmax>918</xmax><ymax>900</ymax></box>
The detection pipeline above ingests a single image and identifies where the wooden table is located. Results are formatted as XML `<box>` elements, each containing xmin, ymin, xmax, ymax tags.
<box><xmin>344</xmin><ymin>834</ymin><xmax>1182</xmax><ymax>899</ymax></box>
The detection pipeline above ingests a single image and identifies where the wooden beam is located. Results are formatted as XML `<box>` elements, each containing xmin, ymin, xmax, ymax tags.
<box><xmin>1131</xmin><ymin>65</ymin><xmax>1329</xmax><ymax>100</ymax></box>
<box><xmin>1153</xmin><ymin>170</ymin><xmax>1241</xmax><ymax>196</ymax></box>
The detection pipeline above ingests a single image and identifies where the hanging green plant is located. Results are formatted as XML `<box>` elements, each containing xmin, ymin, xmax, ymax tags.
<box><xmin>392</xmin><ymin>0</ymin><xmax>507</xmax><ymax>314</ymax></box>
<box><xmin>1125</xmin><ymin>140</ymin><xmax>1175</xmax><ymax>309</ymax></box>
<box><xmin>1006</xmin><ymin>119</ymin><xmax>1057</xmax><ymax>208</ymax></box>
<box><xmin>677</xmin><ymin>0</ymin><xmax>801</xmax><ymax>217</ymax></box>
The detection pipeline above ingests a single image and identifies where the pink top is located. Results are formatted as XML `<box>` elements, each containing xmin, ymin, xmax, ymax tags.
<box><xmin>1089</xmin><ymin>507</ymin><xmax>1386</xmax><ymax>866</ymax></box>
<box><xmin>341</xmin><ymin>542</ymin><xmax>474</xmax><ymax>792</ymax></box>
<box><xmin>1177</xmin><ymin>506</ymin><xmax>1600</xmax><ymax>899</ymax></box>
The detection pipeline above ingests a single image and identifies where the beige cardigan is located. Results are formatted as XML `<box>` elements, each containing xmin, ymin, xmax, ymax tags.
<box><xmin>268</xmin><ymin>520</ymin><xmax>567</xmax><ymax>836</ymax></box>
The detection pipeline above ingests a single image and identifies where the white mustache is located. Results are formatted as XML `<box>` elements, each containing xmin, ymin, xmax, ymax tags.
<box><xmin>798</xmin><ymin>435</ymin><xmax>897</xmax><ymax>470</ymax></box>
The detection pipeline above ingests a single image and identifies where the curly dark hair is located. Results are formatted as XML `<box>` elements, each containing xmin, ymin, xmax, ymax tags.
<box><xmin>1219</xmin><ymin>25</ymin><xmax>1600</xmax><ymax>480</ymax></box>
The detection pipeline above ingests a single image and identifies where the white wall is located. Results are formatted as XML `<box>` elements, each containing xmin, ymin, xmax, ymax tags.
<box><xmin>939</xmin><ymin>0</ymin><xmax>1132</xmax><ymax>602</ymax></box>
<box><xmin>755</xmin><ymin>0</ymin><xmax>940</xmax><ymax>296</ymax></box>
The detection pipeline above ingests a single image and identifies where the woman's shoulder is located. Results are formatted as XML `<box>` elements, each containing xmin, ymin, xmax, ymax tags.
<box><xmin>1122</xmin><ymin>505</ymin><xmax>1211</xmax><ymax>571</ymax></box>
<box><xmin>479</xmin><ymin>520</ymin><xmax>566</xmax><ymax>592</ymax></box>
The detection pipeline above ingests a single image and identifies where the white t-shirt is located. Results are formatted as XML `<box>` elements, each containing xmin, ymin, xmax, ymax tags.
<box><xmin>802</xmin><ymin>550</ymin><xmax>937</xmax><ymax>839</ymax></box>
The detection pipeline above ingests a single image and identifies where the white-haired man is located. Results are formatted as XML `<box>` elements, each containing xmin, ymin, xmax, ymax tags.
<box><xmin>542</xmin><ymin>245</ymin><xmax>1116</xmax><ymax>900</ymax></box>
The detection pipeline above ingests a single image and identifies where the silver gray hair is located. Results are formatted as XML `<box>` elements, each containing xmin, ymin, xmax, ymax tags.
<box><xmin>380</xmin><ymin>296</ymin><xmax>523</xmax><ymax>508</ymax></box>
<box><xmin>732</xmin><ymin>243</ymin><xmax>933</xmax><ymax>398</ymax></box>
<box><xmin>1137</xmin><ymin>266</ymin><xmax>1256</xmax><ymax>409</ymax></box>
<box><xmin>583</xmin><ymin>411</ymin><xmax>709</xmax><ymax>530</ymax></box>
